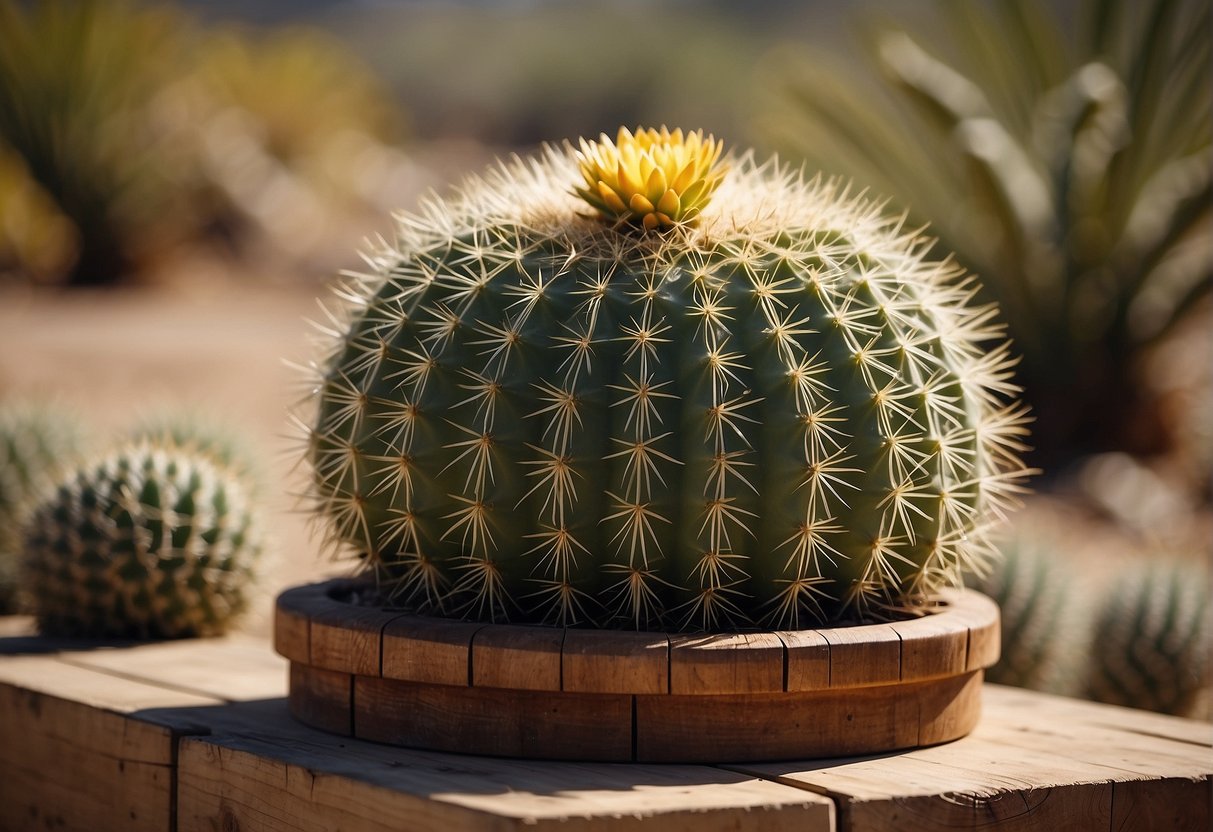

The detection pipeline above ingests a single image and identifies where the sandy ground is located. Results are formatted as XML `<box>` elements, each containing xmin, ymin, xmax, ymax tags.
<box><xmin>0</xmin><ymin>279</ymin><xmax>350</xmax><ymax>636</ymax></box>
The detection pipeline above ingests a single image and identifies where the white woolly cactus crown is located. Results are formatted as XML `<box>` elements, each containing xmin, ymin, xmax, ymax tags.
<box><xmin>300</xmin><ymin>127</ymin><xmax>1031</xmax><ymax>631</ymax></box>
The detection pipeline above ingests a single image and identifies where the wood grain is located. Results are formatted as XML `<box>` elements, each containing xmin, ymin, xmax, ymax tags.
<box><xmin>179</xmin><ymin>707</ymin><xmax>835</xmax><ymax>832</ymax></box>
<box><xmin>729</xmin><ymin>684</ymin><xmax>1212</xmax><ymax>832</ymax></box>
<box><xmin>669</xmin><ymin>632</ymin><xmax>783</xmax><ymax>695</ymax></box>
<box><xmin>561</xmin><ymin>629</ymin><xmax>669</xmax><ymax>694</ymax></box>
<box><xmin>635</xmin><ymin>673</ymin><xmax>981</xmax><ymax>764</ymax></box>
<box><xmin>290</xmin><ymin>662</ymin><xmax>353</xmax><ymax>737</ymax></box>
<box><xmin>1</xmin><ymin>627</ymin><xmax>1207</xmax><ymax>832</ymax></box>
<box><xmin>776</xmin><ymin>628</ymin><xmax>830</xmax><ymax>691</ymax></box>
<box><xmin>309</xmin><ymin>597</ymin><xmax>404</xmax><ymax>677</ymax></box>
<box><xmin>891</xmin><ymin>613</ymin><xmax>968</xmax><ymax>682</ymax></box>
<box><xmin>354</xmin><ymin>675</ymin><xmax>634</xmax><ymax>761</ymax></box>
<box><xmin>273</xmin><ymin>584</ymin><xmax>313</xmax><ymax>664</ymax></box>
<box><xmin>472</xmin><ymin>624</ymin><xmax>564</xmax><ymax>691</ymax></box>
<box><xmin>937</xmin><ymin>588</ymin><xmax>1001</xmax><ymax>672</ymax></box>
<box><xmin>0</xmin><ymin>654</ymin><xmax>218</xmax><ymax>832</ymax></box>
<box><xmin>382</xmin><ymin>614</ymin><xmax>483</xmax><ymax>686</ymax></box>
<box><xmin>821</xmin><ymin>622</ymin><xmax>901</xmax><ymax>688</ymax></box>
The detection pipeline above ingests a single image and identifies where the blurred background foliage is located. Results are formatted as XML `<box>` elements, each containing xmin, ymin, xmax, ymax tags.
<box><xmin>0</xmin><ymin>0</ymin><xmax>1208</xmax><ymax>715</ymax></box>
<box><xmin>763</xmin><ymin>0</ymin><xmax>1212</xmax><ymax>473</ymax></box>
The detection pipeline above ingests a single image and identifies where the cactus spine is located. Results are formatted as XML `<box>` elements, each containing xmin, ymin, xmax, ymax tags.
<box><xmin>303</xmin><ymin>128</ymin><xmax>1031</xmax><ymax>631</ymax></box>
<box><xmin>22</xmin><ymin>440</ymin><xmax>261</xmax><ymax>638</ymax></box>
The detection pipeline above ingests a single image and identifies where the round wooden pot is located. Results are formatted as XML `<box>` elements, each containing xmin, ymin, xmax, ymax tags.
<box><xmin>274</xmin><ymin>580</ymin><xmax>999</xmax><ymax>763</ymax></box>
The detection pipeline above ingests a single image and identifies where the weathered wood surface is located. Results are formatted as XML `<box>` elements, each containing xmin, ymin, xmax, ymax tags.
<box><xmin>0</xmin><ymin>617</ymin><xmax>1209</xmax><ymax>831</ymax></box>
<box><xmin>729</xmin><ymin>686</ymin><xmax>1213</xmax><ymax>832</ymax></box>
<box><xmin>274</xmin><ymin>582</ymin><xmax>1002</xmax><ymax>696</ymax></box>
<box><xmin>276</xmin><ymin>582</ymin><xmax>1003</xmax><ymax>761</ymax></box>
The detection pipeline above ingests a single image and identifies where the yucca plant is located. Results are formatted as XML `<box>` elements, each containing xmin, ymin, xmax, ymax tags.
<box><xmin>0</xmin><ymin>0</ymin><xmax>194</xmax><ymax>286</ymax></box>
<box><xmin>764</xmin><ymin>0</ymin><xmax>1211</xmax><ymax>466</ymax></box>
<box><xmin>300</xmin><ymin>127</ymin><xmax>1031</xmax><ymax>631</ymax></box>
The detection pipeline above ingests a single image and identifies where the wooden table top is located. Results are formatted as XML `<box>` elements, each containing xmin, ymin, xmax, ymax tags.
<box><xmin>0</xmin><ymin>617</ymin><xmax>1209</xmax><ymax>831</ymax></box>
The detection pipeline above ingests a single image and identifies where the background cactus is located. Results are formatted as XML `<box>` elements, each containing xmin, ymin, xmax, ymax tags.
<box><xmin>1084</xmin><ymin>563</ymin><xmax>1211</xmax><ymax>716</ymax></box>
<box><xmin>22</xmin><ymin>440</ymin><xmax>262</xmax><ymax>638</ymax></box>
<box><xmin>966</xmin><ymin>541</ymin><xmax>1075</xmax><ymax>691</ymax></box>
<box><xmin>0</xmin><ymin>402</ymin><xmax>86</xmax><ymax>613</ymax></box>
<box><xmin>303</xmin><ymin>127</ymin><xmax>1030</xmax><ymax>631</ymax></box>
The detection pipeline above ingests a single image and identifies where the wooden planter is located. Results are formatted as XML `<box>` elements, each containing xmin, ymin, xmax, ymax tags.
<box><xmin>274</xmin><ymin>580</ymin><xmax>999</xmax><ymax>763</ymax></box>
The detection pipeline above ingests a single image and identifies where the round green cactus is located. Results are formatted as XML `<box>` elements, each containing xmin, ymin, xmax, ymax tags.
<box><xmin>22</xmin><ymin>440</ymin><xmax>262</xmax><ymax>638</ymax></box>
<box><xmin>303</xmin><ymin>127</ymin><xmax>1031</xmax><ymax>630</ymax></box>
<box><xmin>0</xmin><ymin>402</ymin><xmax>87</xmax><ymax>612</ymax></box>
<box><xmin>1085</xmin><ymin>563</ymin><xmax>1211</xmax><ymax>716</ymax></box>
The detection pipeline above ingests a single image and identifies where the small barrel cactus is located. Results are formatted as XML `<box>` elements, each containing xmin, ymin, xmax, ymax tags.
<box><xmin>1085</xmin><ymin>563</ymin><xmax>1211</xmax><ymax>716</ymax></box>
<box><xmin>22</xmin><ymin>440</ymin><xmax>262</xmax><ymax>638</ymax></box>
<box><xmin>0</xmin><ymin>402</ymin><xmax>87</xmax><ymax>612</ymax></box>
<box><xmin>303</xmin><ymin>126</ymin><xmax>1031</xmax><ymax>630</ymax></box>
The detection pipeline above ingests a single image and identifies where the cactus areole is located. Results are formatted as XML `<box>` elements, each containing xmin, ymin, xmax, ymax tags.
<box><xmin>305</xmin><ymin>127</ymin><xmax>1031</xmax><ymax>632</ymax></box>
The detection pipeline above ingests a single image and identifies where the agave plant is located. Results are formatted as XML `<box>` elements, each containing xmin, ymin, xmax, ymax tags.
<box><xmin>764</xmin><ymin>0</ymin><xmax>1211</xmax><ymax>467</ymax></box>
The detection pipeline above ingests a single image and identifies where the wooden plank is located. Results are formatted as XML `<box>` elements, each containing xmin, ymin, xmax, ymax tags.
<box><xmin>1112</xmin><ymin>778</ymin><xmax>1211</xmax><ymax>832</ymax></box>
<box><xmin>938</xmin><ymin>588</ymin><xmax>1000</xmax><ymax>672</ymax></box>
<box><xmin>310</xmin><ymin>601</ymin><xmax>404</xmax><ymax>677</ymax></box>
<box><xmin>382</xmin><ymin>614</ymin><xmax>483</xmax><ymax>687</ymax></box>
<box><xmin>891</xmin><ymin>614</ymin><xmax>968</xmax><ymax>682</ymax></box>
<box><xmin>354</xmin><ymin>675</ymin><xmax>633</xmax><ymax>761</ymax></box>
<box><xmin>776</xmin><ymin>628</ymin><xmax>830</xmax><ymax>691</ymax></box>
<box><xmin>0</xmin><ymin>655</ymin><xmax>221</xmax><ymax>832</ymax></box>
<box><xmin>290</xmin><ymin>662</ymin><xmax>353</xmax><ymax>737</ymax></box>
<box><xmin>669</xmin><ymin>632</ymin><xmax>783</xmax><ymax>695</ymax></box>
<box><xmin>727</xmin><ymin>684</ymin><xmax>1212</xmax><ymax>832</ymax></box>
<box><xmin>62</xmin><ymin>634</ymin><xmax>287</xmax><ymax>702</ymax></box>
<box><xmin>178</xmin><ymin>704</ymin><xmax>836</xmax><ymax>832</ymax></box>
<box><xmin>636</xmin><ymin>673</ymin><xmax>980</xmax><ymax>764</ymax></box>
<box><xmin>273</xmin><ymin>585</ymin><xmax>313</xmax><ymax>664</ymax></box>
<box><xmin>472</xmin><ymin>624</ymin><xmax>564</xmax><ymax>691</ymax></box>
<box><xmin>821</xmin><ymin>622</ymin><xmax>901</xmax><ymax>688</ymax></box>
<box><xmin>561</xmin><ymin>629</ymin><xmax>669</xmax><ymax>694</ymax></box>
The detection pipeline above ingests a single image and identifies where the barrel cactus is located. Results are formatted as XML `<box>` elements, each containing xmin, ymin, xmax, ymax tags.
<box><xmin>1085</xmin><ymin>562</ymin><xmax>1211</xmax><ymax>716</ymax></box>
<box><xmin>303</xmin><ymin>126</ymin><xmax>1031</xmax><ymax>631</ymax></box>
<box><xmin>0</xmin><ymin>402</ymin><xmax>86</xmax><ymax>612</ymax></box>
<box><xmin>22</xmin><ymin>440</ymin><xmax>262</xmax><ymax>638</ymax></box>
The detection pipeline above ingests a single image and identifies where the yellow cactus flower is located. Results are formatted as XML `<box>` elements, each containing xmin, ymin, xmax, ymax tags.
<box><xmin>574</xmin><ymin>126</ymin><xmax>727</xmax><ymax>231</ymax></box>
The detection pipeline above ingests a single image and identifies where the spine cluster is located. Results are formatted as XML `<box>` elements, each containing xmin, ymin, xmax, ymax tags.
<box><xmin>303</xmin><ymin>148</ymin><xmax>1031</xmax><ymax>631</ymax></box>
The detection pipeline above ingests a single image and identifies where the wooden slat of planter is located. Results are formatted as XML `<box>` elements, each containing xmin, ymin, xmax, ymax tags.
<box><xmin>669</xmin><ymin>632</ymin><xmax>784</xmax><ymax>695</ymax></box>
<box><xmin>354</xmin><ymin>675</ymin><xmax>634</xmax><ymax>761</ymax></box>
<box><xmin>561</xmin><ymin>630</ymin><xmax>669</xmax><ymax>694</ymax></box>
<box><xmin>290</xmin><ymin>663</ymin><xmax>353</xmax><ymax>737</ymax></box>
<box><xmin>890</xmin><ymin>614</ymin><xmax>968</xmax><ymax>681</ymax></box>
<box><xmin>472</xmin><ymin>625</ymin><xmax>564</xmax><ymax>691</ymax></box>
<box><xmin>776</xmin><ymin>629</ymin><xmax>830</xmax><ymax>691</ymax></box>
<box><xmin>178</xmin><ymin>702</ymin><xmax>835</xmax><ymax>832</ymax></box>
<box><xmin>273</xmin><ymin>584</ymin><xmax>315</xmax><ymax>663</ymax></box>
<box><xmin>727</xmin><ymin>685</ymin><xmax>1212</xmax><ymax>832</ymax></box>
<box><xmin>635</xmin><ymin>673</ymin><xmax>981</xmax><ymax>764</ymax></box>
<box><xmin>310</xmin><ymin>599</ymin><xmax>405</xmax><ymax>677</ymax></box>
<box><xmin>936</xmin><ymin>588</ymin><xmax>1000</xmax><ymax>672</ymax></box>
<box><xmin>821</xmin><ymin>622</ymin><xmax>901</xmax><ymax>688</ymax></box>
<box><xmin>382</xmin><ymin>615</ymin><xmax>483</xmax><ymax>687</ymax></box>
